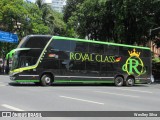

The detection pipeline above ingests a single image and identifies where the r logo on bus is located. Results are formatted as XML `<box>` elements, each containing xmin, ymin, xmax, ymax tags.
<box><xmin>122</xmin><ymin>49</ymin><xmax>146</xmax><ymax>76</ymax></box>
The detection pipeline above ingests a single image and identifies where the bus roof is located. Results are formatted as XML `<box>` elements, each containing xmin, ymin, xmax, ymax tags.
<box><xmin>52</xmin><ymin>36</ymin><xmax>150</xmax><ymax>50</ymax></box>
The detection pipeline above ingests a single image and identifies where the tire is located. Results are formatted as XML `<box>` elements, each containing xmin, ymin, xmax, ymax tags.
<box><xmin>126</xmin><ymin>77</ymin><xmax>134</xmax><ymax>87</ymax></box>
<box><xmin>41</xmin><ymin>74</ymin><xmax>52</xmax><ymax>86</ymax></box>
<box><xmin>114</xmin><ymin>76</ymin><xmax>124</xmax><ymax>87</ymax></box>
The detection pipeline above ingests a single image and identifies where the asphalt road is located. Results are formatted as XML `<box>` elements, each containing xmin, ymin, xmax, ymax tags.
<box><xmin>0</xmin><ymin>75</ymin><xmax>160</xmax><ymax>120</ymax></box>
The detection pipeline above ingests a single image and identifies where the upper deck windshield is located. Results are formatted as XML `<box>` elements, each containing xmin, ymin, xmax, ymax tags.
<box><xmin>18</xmin><ymin>35</ymin><xmax>52</xmax><ymax>48</ymax></box>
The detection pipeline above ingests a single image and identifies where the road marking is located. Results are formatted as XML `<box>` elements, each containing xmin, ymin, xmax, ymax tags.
<box><xmin>94</xmin><ymin>91</ymin><xmax>140</xmax><ymax>98</ymax></box>
<box><xmin>0</xmin><ymin>76</ymin><xmax>9</xmax><ymax>78</ymax></box>
<box><xmin>116</xmin><ymin>88</ymin><xmax>153</xmax><ymax>93</ymax></box>
<box><xmin>2</xmin><ymin>104</ymin><xmax>25</xmax><ymax>111</ymax></box>
<box><xmin>60</xmin><ymin>96</ymin><xmax>104</xmax><ymax>105</ymax></box>
<box><xmin>0</xmin><ymin>82</ymin><xmax>5</xmax><ymax>86</ymax></box>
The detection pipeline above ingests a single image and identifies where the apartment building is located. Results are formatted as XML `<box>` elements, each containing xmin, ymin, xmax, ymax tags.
<box><xmin>51</xmin><ymin>0</ymin><xmax>66</xmax><ymax>13</ymax></box>
<box><xmin>148</xmin><ymin>39</ymin><xmax>160</xmax><ymax>58</ymax></box>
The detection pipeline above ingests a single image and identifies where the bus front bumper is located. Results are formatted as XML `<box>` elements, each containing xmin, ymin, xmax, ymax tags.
<box><xmin>9</xmin><ymin>72</ymin><xmax>19</xmax><ymax>81</ymax></box>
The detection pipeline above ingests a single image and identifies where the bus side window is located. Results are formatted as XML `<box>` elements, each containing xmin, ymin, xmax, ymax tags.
<box><xmin>143</xmin><ymin>50</ymin><xmax>151</xmax><ymax>57</ymax></box>
<box><xmin>86</xmin><ymin>61</ymin><xmax>100</xmax><ymax>71</ymax></box>
<box><xmin>89</xmin><ymin>43</ymin><xmax>105</xmax><ymax>54</ymax></box>
<box><xmin>74</xmin><ymin>42</ymin><xmax>88</xmax><ymax>53</ymax></box>
<box><xmin>49</xmin><ymin>39</ymin><xmax>71</xmax><ymax>52</ymax></box>
<box><xmin>70</xmin><ymin>41</ymin><xmax>76</xmax><ymax>52</ymax></box>
<box><xmin>107</xmin><ymin>45</ymin><xmax>119</xmax><ymax>55</ymax></box>
<box><xmin>119</xmin><ymin>46</ymin><xmax>128</xmax><ymax>56</ymax></box>
<box><xmin>106</xmin><ymin>63</ymin><xmax>115</xmax><ymax>71</ymax></box>
<box><xmin>69</xmin><ymin>61</ymin><xmax>86</xmax><ymax>70</ymax></box>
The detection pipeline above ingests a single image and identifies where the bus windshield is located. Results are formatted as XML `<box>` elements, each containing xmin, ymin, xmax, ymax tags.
<box><xmin>11</xmin><ymin>49</ymin><xmax>42</xmax><ymax>70</ymax></box>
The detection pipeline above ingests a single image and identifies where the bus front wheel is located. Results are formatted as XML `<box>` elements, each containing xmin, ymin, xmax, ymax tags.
<box><xmin>41</xmin><ymin>74</ymin><xmax>52</xmax><ymax>86</ymax></box>
<box><xmin>114</xmin><ymin>76</ymin><xmax>124</xmax><ymax>87</ymax></box>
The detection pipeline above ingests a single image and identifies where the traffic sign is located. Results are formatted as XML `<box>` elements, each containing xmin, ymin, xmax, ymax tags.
<box><xmin>0</xmin><ymin>30</ymin><xmax>18</xmax><ymax>43</ymax></box>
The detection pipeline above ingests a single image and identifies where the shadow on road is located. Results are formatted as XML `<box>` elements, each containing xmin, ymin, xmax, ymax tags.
<box><xmin>8</xmin><ymin>82</ymin><xmax>152</xmax><ymax>87</ymax></box>
<box><xmin>9</xmin><ymin>82</ymin><xmax>38</xmax><ymax>87</ymax></box>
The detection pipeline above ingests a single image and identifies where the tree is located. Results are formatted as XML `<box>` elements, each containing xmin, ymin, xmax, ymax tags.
<box><xmin>112</xmin><ymin>0</ymin><xmax>156</xmax><ymax>45</ymax></box>
<box><xmin>63</xmin><ymin>0</ymin><xmax>85</xmax><ymax>23</ymax></box>
<box><xmin>0</xmin><ymin>0</ymin><xmax>29</xmax><ymax>55</ymax></box>
<box><xmin>0</xmin><ymin>0</ymin><xmax>49</xmax><ymax>56</ymax></box>
<box><xmin>65</xmin><ymin>0</ymin><xmax>115</xmax><ymax>40</ymax></box>
<box><xmin>0</xmin><ymin>0</ymin><xmax>67</xmax><ymax>57</ymax></box>
<box><xmin>23</xmin><ymin>1</ymin><xmax>50</xmax><ymax>35</ymax></box>
<box><xmin>35</xmin><ymin>0</ymin><xmax>66</xmax><ymax>35</ymax></box>
<box><xmin>64</xmin><ymin>0</ymin><xmax>160</xmax><ymax>46</ymax></box>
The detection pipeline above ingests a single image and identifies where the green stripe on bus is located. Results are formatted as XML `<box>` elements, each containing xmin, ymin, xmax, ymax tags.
<box><xmin>53</xmin><ymin>36</ymin><xmax>150</xmax><ymax>50</ymax></box>
<box><xmin>6</xmin><ymin>48</ymin><xmax>31</xmax><ymax>59</ymax></box>
<box><xmin>16</xmin><ymin>80</ymin><xmax>40</xmax><ymax>82</ymax></box>
<box><xmin>135</xmin><ymin>80</ymin><xmax>147</xmax><ymax>84</ymax></box>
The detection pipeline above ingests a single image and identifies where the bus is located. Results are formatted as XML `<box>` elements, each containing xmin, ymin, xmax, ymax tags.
<box><xmin>7</xmin><ymin>35</ymin><xmax>151</xmax><ymax>86</ymax></box>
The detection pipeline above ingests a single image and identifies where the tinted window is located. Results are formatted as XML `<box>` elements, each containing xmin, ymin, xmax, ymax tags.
<box><xmin>86</xmin><ymin>61</ymin><xmax>100</xmax><ymax>71</ymax></box>
<box><xmin>143</xmin><ymin>50</ymin><xmax>151</xmax><ymax>57</ymax></box>
<box><xmin>75</xmin><ymin>42</ymin><xmax>88</xmax><ymax>52</ymax></box>
<box><xmin>42</xmin><ymin>59</ymin><xmax>59</xmax><ymax>69</ymax></box>
<box><xmin>119</xmin><ymin>46</ymin><xmax>128</xmax><ymax>56</ymax></box>
<box><xmin>47</xmin><ymin>51</ymin><xmax>70</xmax><ymax>60</ymax></box>
<box><xmin>70</xmin><ymin>61</ymin><xmax>86</xmax><ymax>70</ymax></box>
<box><xmin>106</xmin><ymin>63</ymin><xmax>116</xmax><ymax>71</ymax></box>
<box><xmin>106</xmin><ymin>45</ymin><xmax>119</xmax><ymax>55</ymax></box>
<box><xmin>89</xmin><ymin>43</ymin><xmax>105</xmax><ymax>54</ymax></box>
<box><xmin>49</xmin><ymin>39</ymin><xmax>71</xmax><ymax>52</ymax></box>
<box><xmin>19</xmin><ymin>36</ymin><xmax>51</xmax><ymax>48</ymax></box>
<box><xmin>136</xmin><ymin>48</ymin><xmax>143</xmax><ymax>57</ymax></box>
<box><xmin>12</xmin><ymin>49</ymin><xmax>41</xmax><ymax>69</ymax></box>
<box><xmin>70</xmin><ymin>41</ymin><xmax>77</xmax><ymax>52</ymax></box>
<box><xmin>100</xmin><ymin>63</ymin><xmax>107</xmax><ymax>71</ymax></box>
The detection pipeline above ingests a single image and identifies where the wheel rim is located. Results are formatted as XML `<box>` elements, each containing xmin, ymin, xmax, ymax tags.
<box><xmin>116</xmin><ymin>78</ymin><xmax>123</xmax><ymax>85</ymax></box>
<box><xmin>127</xmin><ymin>79</ymin><xmax>133</xmax><ymax>85</ymax></box>
<box><xmin>45</xmin><ymin>77</ymin><xmax>51</xmax><ymax>84</ymax></box>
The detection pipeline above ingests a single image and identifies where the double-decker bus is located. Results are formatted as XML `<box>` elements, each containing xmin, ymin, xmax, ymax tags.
<box><xmin>7</xmin><ymin>35</ymin><xmax>151</xmax><ymax>86</ymax></box>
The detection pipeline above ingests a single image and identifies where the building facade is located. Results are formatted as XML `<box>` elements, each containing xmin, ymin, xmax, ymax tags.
<box><xmin>51</xmin><ymin>0</ymin><xmax>66</xmax><ymax>13</ymax></box>
<box><xmin>25</xmin><ymin>0</ymin><xmax>66</xmax><ymax>13</ymax></box>
<box><xmin>148</xmin><ymin>40</ymin><xmax>160</xmax><ymax>58</ymax></box>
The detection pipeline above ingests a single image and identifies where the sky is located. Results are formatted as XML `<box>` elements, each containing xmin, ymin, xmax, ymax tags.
<box><xmin>26</xmin><ymin>0</ymin><xmax>36</xmax><ymax>3</ymax></box>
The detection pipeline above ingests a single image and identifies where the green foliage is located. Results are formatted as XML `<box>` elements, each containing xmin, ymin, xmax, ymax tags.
<box><xmin>35</xmin><ymin>0</ymin><xmax>66</xmax><ymax>35</ymax></box>
<box><xmin>63</xmin><ymin>0</ymin><xmax>85</xmax><ymax>23</ymax></box>
<box><xmin>51</xmin><ymin>10</ymin><xmax>66</xmax><ymax>35</ymax></box>
<box><xmin>64</xmin><ymin>0</ymin><xmax>160</xmax><ymax>46</ymax></box>
<box><xmin>0</xmin><ymin>0</ymin><xmax>67</xmax><ymax>56</ymax></box>
<box><xmin>152</xmin><ymin>57</ymin><xmax>160</xmax><ymax>63</ymax></box>
<box><xmin>0</xmin><ymin>0</ymin><xmax>29</xmax><ymax>56</ymax></box>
